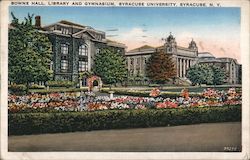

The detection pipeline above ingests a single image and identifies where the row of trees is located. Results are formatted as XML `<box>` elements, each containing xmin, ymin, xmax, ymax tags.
<box><xmin>9</xmin><ymin>14</ymin><xmax>227</xmax><ymax>91</ymax></box>
<box><xmin>93</xmin><ymin>49</ymin><xmax>227</xmax><ymax>86</ymax></box>
<box><xmin>187</xmin><ymin>64</ymin><xmax>227</xmax><ymax>85</ymax></box>
<box><xmin>9</xmin><ymin>13</ymin><xmax>52</xmax><ymax>91</ymax></box>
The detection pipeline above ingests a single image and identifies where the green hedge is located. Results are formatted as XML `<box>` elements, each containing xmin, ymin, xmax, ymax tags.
<box><xmin>8</xmin><ymin>84</ymin><xmax>27</xmax><ymax>95</ymax></box>
<box><xmin>8</xmin><ymin>105</ymin><xmax>241</xmax><ymax>135</ymax></box>
<box><xmin>47</xmin><ymin>81</ymin><xmax>76</xmax><ymax>88</ymax></box>
<box><xmin>29</xmin><ymin>84</ymin><xmax>46</xmax><ymax>89</ymax></box>
<box><xmin>28</xmin><ymin>87</ymin><xmax>88</xmax><ymax>94</ymax></box>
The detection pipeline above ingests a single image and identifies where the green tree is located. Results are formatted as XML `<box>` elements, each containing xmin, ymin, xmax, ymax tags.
<box><xmin>93</xmin><ymin>48</ymin><xmax>127</xmax><ymax>87</ymax></box>
<box><xmin>211</xmin><ymin>65</ymin><xmax>227</xmax><ymax>85</ymax></box>
<box><xmin>146</xmin><ymin>50</ymin><xmax>176</xmax><ymax>84</ymax></box>
<box><xmin>186</xmin><ymin>64</ymin><xmax>213</xmax><ymax>85</ymax></box>
<box><xmin>9</xmin><ymin>13</ymin><xmax>52</xmax><ymax>91</ymax></box>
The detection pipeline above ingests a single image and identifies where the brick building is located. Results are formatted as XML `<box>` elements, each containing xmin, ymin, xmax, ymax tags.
<box><xmin>36</xmin><ymin>16</ymin><xmax>126</xmax><ymax>85</ymax></box>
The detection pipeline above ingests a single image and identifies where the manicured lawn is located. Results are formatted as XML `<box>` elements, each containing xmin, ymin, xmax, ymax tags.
<box><xmin>28</xmin><ymin>84</ymin><xmax>241</xmax><ymax>94</ymax></box>
<box><xmin>29</xmin><ymin>87</ymin><xmax>88</xmax><ymax>94</ymax></box>
<box><xmin>162</xmin><ymin>86</ymin><xmax>242</xmax><ymax>93</ymax></box>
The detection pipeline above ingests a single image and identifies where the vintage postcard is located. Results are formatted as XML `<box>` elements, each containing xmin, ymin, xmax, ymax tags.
<box><xmin>1</xmin><ymin>0</ymin><xmax>249</xmax><ymax>159</ymax></box>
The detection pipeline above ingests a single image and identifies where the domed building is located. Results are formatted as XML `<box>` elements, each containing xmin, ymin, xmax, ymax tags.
<box><xmin>126</xmin><ymin>33</ymin><xmax>198</xmax><ymax>82</ymax></box>
<box><xmin>125</xmin><ymin>33</ymin><xmax>241</xmax><ymax>84</ymax></box>
<box><xmin>198</xmin><ymin>52</ymin><xmax>215</xmax><ymax>59</ymax></box>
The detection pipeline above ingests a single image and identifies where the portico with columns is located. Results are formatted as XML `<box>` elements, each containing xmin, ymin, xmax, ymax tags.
<box><xmin>175</xmin><ymin>57</ymin><xmax>197</xmax><ymax>78</ymax></box>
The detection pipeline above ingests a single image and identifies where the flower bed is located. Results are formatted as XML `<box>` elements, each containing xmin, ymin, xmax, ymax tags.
<box><xmin>8</xmin><ymin>88</ymin><xmax>242</xmax><ymax>113</ymax></box>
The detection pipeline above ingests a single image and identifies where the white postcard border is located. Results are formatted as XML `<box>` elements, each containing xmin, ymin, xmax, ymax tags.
<box><xmin>1</xmin><ymin>0</ymin><xmax>249</xmax><ymax>159</ymax></box>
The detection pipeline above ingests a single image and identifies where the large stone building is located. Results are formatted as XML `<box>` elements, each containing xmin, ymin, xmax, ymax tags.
<box><xmin>35</xmin><ymin>16</ymin><xmax>126</xmax><ymax>85</ymax></box>
<box><xmin>125</xmin><ymin>33</ymin><xmax>241</xmax><ymax>84</ymax></box>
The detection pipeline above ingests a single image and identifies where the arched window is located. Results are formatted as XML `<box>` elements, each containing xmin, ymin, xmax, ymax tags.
<box><xmin>79</xmin><ymin>44</ymin><xmax>88</xmax><ymax>56</ymax></box>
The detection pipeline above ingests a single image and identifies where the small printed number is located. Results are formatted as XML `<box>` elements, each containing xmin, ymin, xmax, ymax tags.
<box><xmin>224</xmin><ymin>146</ymin><xmax>239</xmax><ymax>151</ymax></box>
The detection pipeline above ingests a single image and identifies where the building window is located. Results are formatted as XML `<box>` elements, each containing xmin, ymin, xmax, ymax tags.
<box><xmin>136</xmin><ymin>57</ymin><xmax>140</xmax><ymax>69</ymax></box>
<box><xmin>79</xmin><ymin>61</ymin><xmax>88</xmax><ymax>72</ymax></box>
<box><xmin>130</xmin><ymin>69</ymin><xmax>134</xmax><ymax>76</ymax></box>
<box><xmin>61</xmin><ymin>60</ymin><xmax>68</xmax><ymax>71</ymax></box>
<box><xmin>79</xmin><ymin>44</ymin><xmax>88</xmax><ymax>56</ymax></box>
<box><xmin>49</xmin><ymin>61</ymin><xmax>53</xmax><ymax>71</ymax></box>
<box><xmin>96</xmin><ymin>48</ymin><xmax>100</xmax><ymax>54</ymax></box>
<box><xmin>61</xmin><ymin>28</ymin><xmax>69</xmax><ymax>34</ymax></box>
<box><xmin>130</xmin><ymin>58</ymin><xmax>134</xmax><ymax>65</ymax></box>
<box><xmin>61</xmin><ymin>44</ymin><xmax>68</xmax><ymax>55</ymax></box>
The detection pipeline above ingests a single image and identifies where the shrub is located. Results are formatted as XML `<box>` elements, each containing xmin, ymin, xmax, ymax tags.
<box><xmin>8</xmin><ymin>105</ymin><xmax>241</xmax><ymax>135</ymax></box>
<box><xmin>47</xmin><ymin>81</ymin><xmax>75</xmax><ymax>88</ymax></box>
<box><xmin>29</xmin><ymin>84</ymin><xmax>46</xmax><ymax>89</ymax></box>
<box><xmin>148</xmin><ymin>84</ymin><xmax>160</xmax><ymax>87</ymax></box>
<box><xmin>8</xmin><ymin>84</ymin><xmax>27</xmax><ymax>95</ymax></box>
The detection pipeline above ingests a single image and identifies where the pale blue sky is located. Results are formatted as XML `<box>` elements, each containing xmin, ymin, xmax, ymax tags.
<box><xmin>9</xmin><ymin>6</ymin><xmax>241</xmax><ymax>61</ymax></box>
<box><xmin>9</xmin><ymin>7</ymin><xmax>240</xmax><ymax>31</ymax></box>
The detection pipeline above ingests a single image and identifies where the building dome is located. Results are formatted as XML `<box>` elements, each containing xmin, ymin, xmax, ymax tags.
<box><xmin>198</xmin><ymin>52</ymin><xmax>215</xmax><ymax>58</ymax></box>
<box><xmin>190</xmin><ymin>39</ymin><xmax>196</xmax><ymax>46</ymax></box>
<box><xmin>166</xmin><ymin>32</ymin><xmax>175</xmax><ymax>42</ymax></box>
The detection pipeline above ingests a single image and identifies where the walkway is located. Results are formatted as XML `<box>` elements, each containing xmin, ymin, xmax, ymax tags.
<box><xmin>8</xmin><ymin>122</ymin><xmax>241</xmax><ymax>152</ymax></box>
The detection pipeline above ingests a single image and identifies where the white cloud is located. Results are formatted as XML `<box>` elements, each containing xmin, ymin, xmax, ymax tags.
<box><xmin>118</xmin><ymin>28</ymin><xmax>145</xmax><ymax>41</ymax></box>
<box><xmin>111</xmin><ymin>27</ymin><xmax>162</xmax><ymax>50</ymax></box>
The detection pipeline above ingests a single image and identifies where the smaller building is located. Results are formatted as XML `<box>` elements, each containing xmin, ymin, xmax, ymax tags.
<box><xmin>198</xmin><ymin>52</ymin><xmax>241</xmax><ymax>84</ymax></box>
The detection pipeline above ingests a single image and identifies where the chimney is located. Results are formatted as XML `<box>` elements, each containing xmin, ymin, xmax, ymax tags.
<box><xmin>35</xmin><ymin>16</ymin><xmax>41</xmax><ymax>28</ymax></box>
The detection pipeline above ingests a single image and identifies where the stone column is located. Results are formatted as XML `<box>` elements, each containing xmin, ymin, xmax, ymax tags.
<box><xmin>140</xmin><ymin>56</ymin><xmax>144</xmax><ymax>75</ymax></box>
<box><xmin>179</xmin><ymin>58</ymin><xmax>183</xmax><ymax>78</ymax></box>
<box><xmin>231</xmin><ymin>63</ymin><xmax>234</xmax><ymax>84</ymax></box>
<box><xmin>133</xmin><ymin>57</ymin><xmax>136</xmax><ymax>76</ymax></box>
<box><xmin>183</xmin><ymin>59</ymin><xmax>186</xmax><ymax>77</ymax></box>
<box><xmin>176</xmin><ymin>58</ymin><xmax>179</xmax><ymax>77</ymax></box>
<box><xmin>127</xmin><ymin>58</ymin><xmax>130</xmax><ymax>71</ymax></box>
<box><xmin>228</xmin><ymin>63</ymin><xmax>231</xmax><ymax>83</ymax></box>
<box><xmin>185</xmin><ymin>59</ymin><xmax>188</xmax><ymax>71</ymax></box>
<box><xmin>140</xmin><ymin>56</ymin><xmax>143</xmax><ymax>75</ymax></box>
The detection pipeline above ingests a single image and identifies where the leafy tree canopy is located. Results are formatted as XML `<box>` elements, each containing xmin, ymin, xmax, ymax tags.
<box><xmin>146</xmin><ymin>50</ymin><xmax>176</xmax><ymax>84</ymax></box>
<box><xmin>9</xmin><ymin>13</ymin><xmax>52</xmax><ymax>88</ymax></box>
<box><xmin>211</xmin><ymin>65</ymin><xmax>227</xmax><ymax>85</ymax></box>
<box><xmin>187</xmin><ymin>64</ymin><xmax>226</xmax><ymax>85</ymax></box>
<box><xmin>93</xmin><ymin>48</ymin><xmax>127</xmax><ymax>85</ymax></box>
